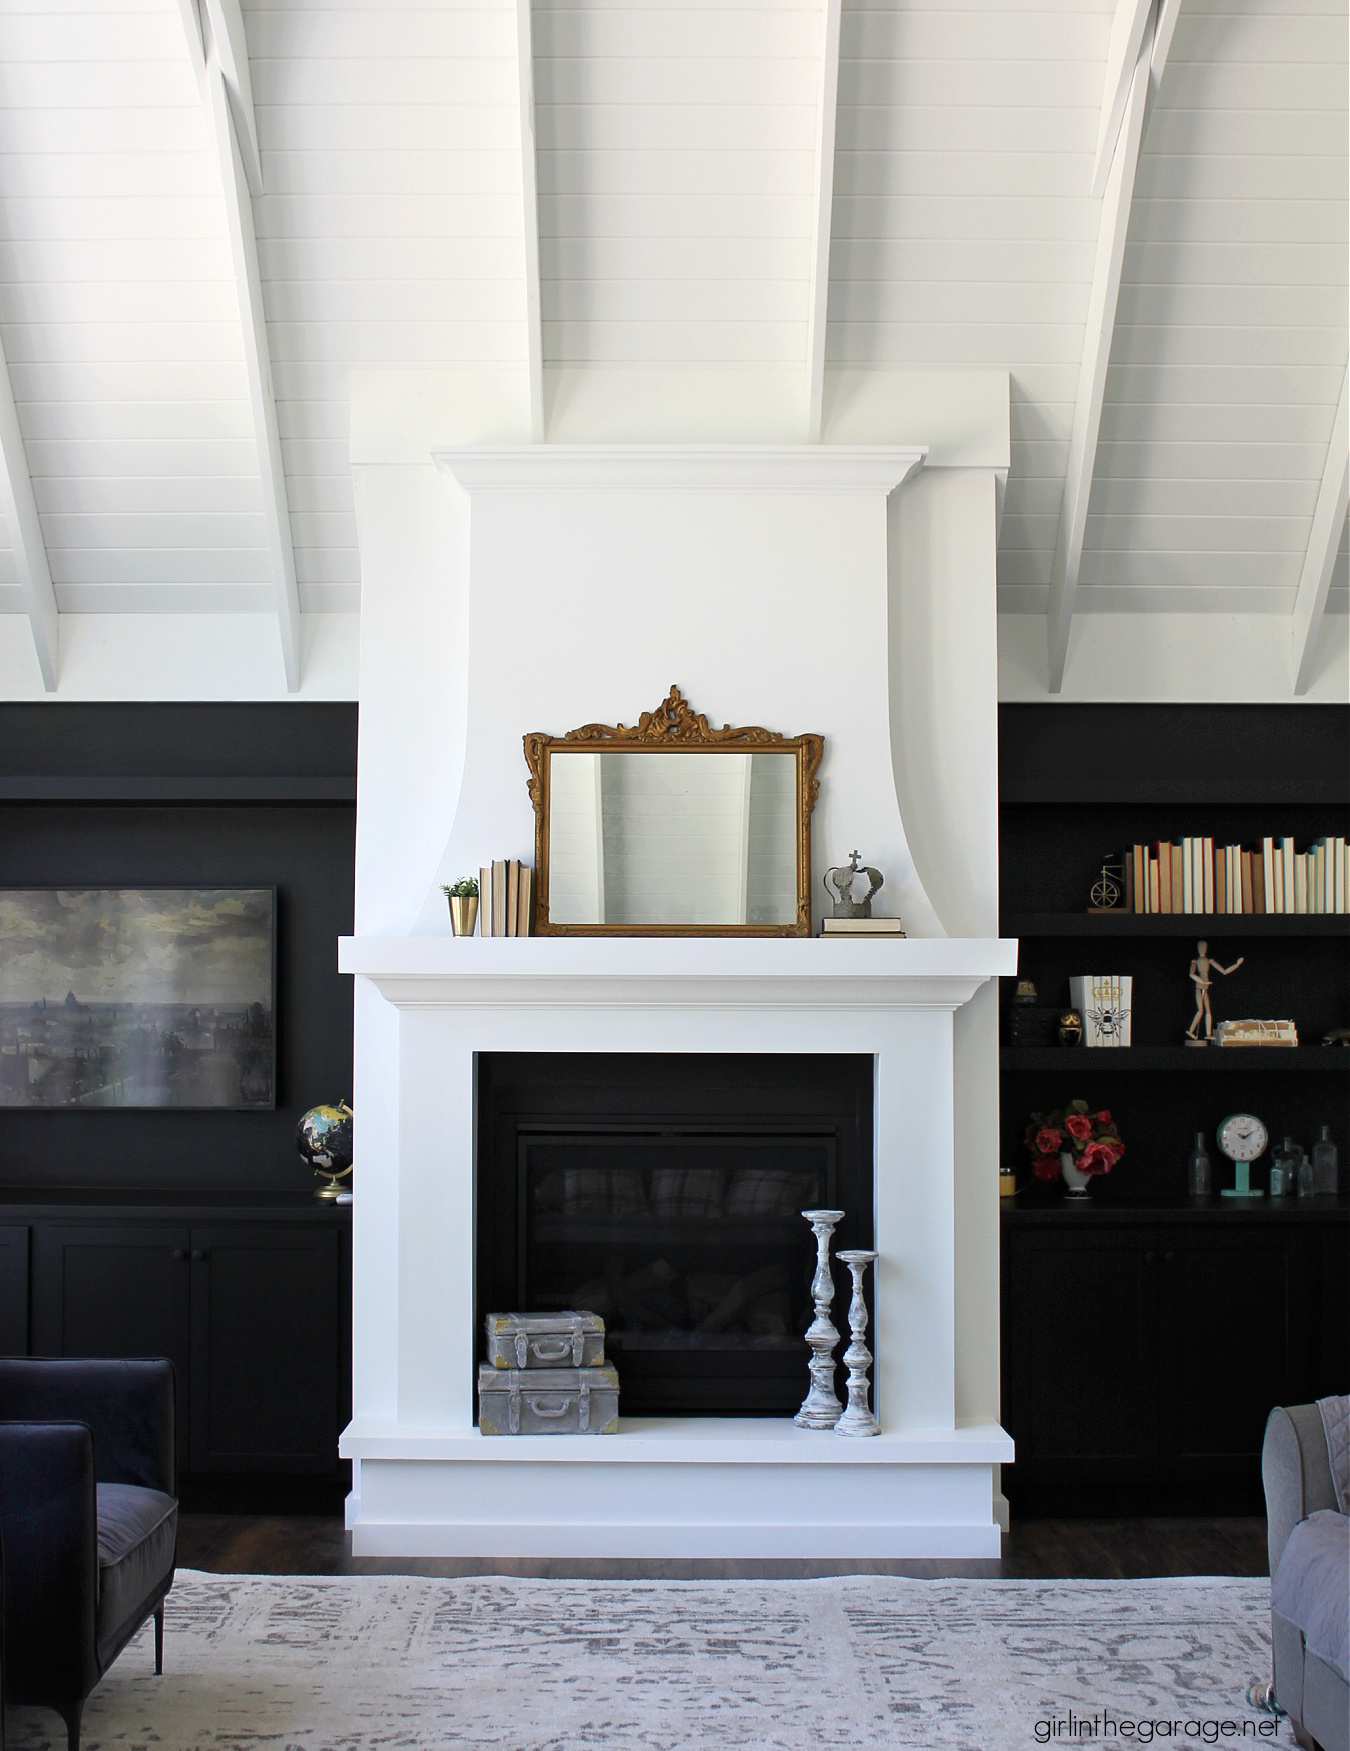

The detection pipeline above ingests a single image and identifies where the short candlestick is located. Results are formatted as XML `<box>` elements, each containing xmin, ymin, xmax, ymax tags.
<box><xmin>794</xmin><ymin>1208</ymin><xmax>845</xmax><ymax>1429</ymax></box>
<box><xmin>834</xmin><ymin>1249</ymin><xmax>879</xmax><ymax>1437</ymax></box>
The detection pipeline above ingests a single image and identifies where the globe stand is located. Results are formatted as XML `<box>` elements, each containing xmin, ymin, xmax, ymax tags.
<box><xmin>313</xmin><ymin>1164</ymin><xmax>353</xmax><ymax>1202</ymax></box>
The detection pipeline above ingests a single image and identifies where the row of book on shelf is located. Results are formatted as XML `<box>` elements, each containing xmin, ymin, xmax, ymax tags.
<box><xmin>479</xmin><ymin>859</ymin><xmax>533</xmax><ymax>936</ymax></box>
<box><xmin>1120</xmin><ymin>837</ymin><xmax>1348</xmax><ymax>915</ymax></box>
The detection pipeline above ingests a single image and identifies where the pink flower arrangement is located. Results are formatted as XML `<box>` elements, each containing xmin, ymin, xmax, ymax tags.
<box><xmin>1024</xmin><ymin>1101</ymin><xmax>1124</xmax><ymax>1182</ymax></box>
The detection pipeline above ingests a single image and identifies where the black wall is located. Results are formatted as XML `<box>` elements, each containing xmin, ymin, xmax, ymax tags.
<box><xmin>0</xmin><ymin>705</ymin><xmax>357</xmax><ymax>1193</ymax></box>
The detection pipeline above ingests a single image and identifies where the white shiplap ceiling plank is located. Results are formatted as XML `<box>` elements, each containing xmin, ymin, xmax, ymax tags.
<box><xmin>1293</xmin><ymin>363</ymin><xmax>1349</xmax><ymax>692</ymax></box>
<box><xmin>806</xmin><ymin>0</ymin><xmax>842</xmax><ymax>442</ymax></box>
<box><xmin>515</xmin><ymin>0</ymin><xmax>544</xmax><ymax>441</ymax></box>
<box><xmin>1047</xmin><ymin>0</ymin><xmax>1165</xmax><ymax>688</ymax></box>
<box><xmin>0</xmin><ymin>331</ymin><xmax>57</xmax><ymax>687</ymax></box>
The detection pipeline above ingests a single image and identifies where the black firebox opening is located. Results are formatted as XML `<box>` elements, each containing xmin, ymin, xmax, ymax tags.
<box><xmin>475</xmin><ymin>1053</ymin><xmax>875</xmax><ymax>1416</ymax></box>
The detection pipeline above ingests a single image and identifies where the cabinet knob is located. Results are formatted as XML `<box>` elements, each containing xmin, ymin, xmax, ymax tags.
<box><xmin>191</xmin><ymin>1248</ymin><xmax>208</xmax><ymax>1262</ymax></box>
<box><xmin>172</xmin><ymin>1249</ymin><xmax>186</xmax><ymax>1262</ymax></box>
<box><xmin>1144</xmin><ymin>1250</ymin><xmax>1157</xmax><ymax>1263</ymax></box>
<box><xmin>1163</xmin><ymin>1250</ymin><xmax>1176</xmax><ymax>1263</ymax></box>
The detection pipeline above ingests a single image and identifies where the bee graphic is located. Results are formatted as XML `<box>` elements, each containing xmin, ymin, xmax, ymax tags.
<box><xmin>1088</xmin><ymin>1002</ymin><xmax>1130</xmax><ymax>1044</ymax></box>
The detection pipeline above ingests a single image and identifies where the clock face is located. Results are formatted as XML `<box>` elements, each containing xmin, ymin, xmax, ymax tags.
<box><xmin>1217</xmin><ymin>1113</ymin><xmax>1268</xmax><ymax>1163</ymax></box>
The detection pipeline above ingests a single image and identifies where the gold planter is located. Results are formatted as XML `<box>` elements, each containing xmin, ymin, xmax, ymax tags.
<box><xmin>448</xmin><ymin>894</ymin><xmax>479</xmax><ymax>936</ymax></box>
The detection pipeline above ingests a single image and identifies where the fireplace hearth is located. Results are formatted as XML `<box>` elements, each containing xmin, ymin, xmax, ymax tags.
<box><xmin>476</xmin><ymin>1053</ymin><xmax>874</xmax><ymax>1415</ymax></box>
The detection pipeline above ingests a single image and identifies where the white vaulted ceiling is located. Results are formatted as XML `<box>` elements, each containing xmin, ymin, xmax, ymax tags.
<box><xmin>0</xmin><ymin>0</ymin><xmax>1345</xmax><ymax>692</ymax></box>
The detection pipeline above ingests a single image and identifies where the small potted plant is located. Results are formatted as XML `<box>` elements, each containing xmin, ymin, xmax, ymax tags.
<box><xmin>1024</xmin><ymin>1100</ymin><xmax>1124</xmax><ymax>1198</ymax></box>
<box><xmin>442</xmin><ymin>877</ymin><xmax>479</xmax><ymax>937</ymax></box>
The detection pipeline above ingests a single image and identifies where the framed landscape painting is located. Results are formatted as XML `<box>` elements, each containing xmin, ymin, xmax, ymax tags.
<box><xmin>0</xmin><ymin>888</ymin><xmax>276</xmax><ymax>1109</ymax></box>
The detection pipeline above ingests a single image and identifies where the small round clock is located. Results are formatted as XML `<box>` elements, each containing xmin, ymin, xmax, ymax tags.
<box><xmin>1217</xmin><ymin>1112</ymin><xmax>1268</xmax><ymax>1199</ymax></box>
<box><xmin>1217</xmin><ymin>1113</ymin><xmax>1268</xmax><ymax>1162</ymax></box>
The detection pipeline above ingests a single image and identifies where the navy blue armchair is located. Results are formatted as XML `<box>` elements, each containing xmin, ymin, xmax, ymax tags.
<box><xmin>0</xmin><ymin>1359</ymin><xmax>178</xmax><ymax>1751</ymax></box>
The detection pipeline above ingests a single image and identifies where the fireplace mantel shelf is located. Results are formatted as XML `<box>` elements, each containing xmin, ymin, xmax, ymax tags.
<box><xmin>339</xmin><ymin>935</ymin><xmax>1017</xmax><ymax>1011</ymax></box>
<box><xmin>341</xmin><ymin>1416</ymin><xmax>1013</xmax><ymax>1466</ymax></box>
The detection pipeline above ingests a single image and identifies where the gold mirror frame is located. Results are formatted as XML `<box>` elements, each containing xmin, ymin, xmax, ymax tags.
<box><xmin>523</xmin><ymin>685</ymin><xmax>823</xmax><ymax>937</ymax></box>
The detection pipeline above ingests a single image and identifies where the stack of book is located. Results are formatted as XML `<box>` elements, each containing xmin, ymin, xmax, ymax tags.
<box><xmin>479</xmin><ymin>859</ymin><xmax>533</xmax><ymax>936</ymax></box>
<box><xmin>1118</xmin><ymin>837</ymin><xmax>1347</xmax><ymax>915</ymax></box>
<box><xmin>821</xmin><ymin>917</ymin><xmax>906</xmax><ymax>936</ymax></box>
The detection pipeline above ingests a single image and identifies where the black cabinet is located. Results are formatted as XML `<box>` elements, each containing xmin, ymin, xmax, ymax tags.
<box><xmin>189</xmin><ymin>1226</ymin><xmax>340</xmax><ymax>1474</ymax></box>
<box><xmin>1003</xmin><ymin>1227</ymin><xmax>1155</xmax><ymax>1470</ymax></box>
<box><xmin>1001</xmin><ymin>1203</ymin><xmax>1345</xmax><ymax>1515</ymax></box>
<box><xmin>0</xmin><ymin>1225</ymin><xmax>28</xmax><ymax>1355</ymax></box>
<box><xmin>0</xmin><ymin>1198</ymin><xmax>349</xmax><ymax>1492</ymax></box>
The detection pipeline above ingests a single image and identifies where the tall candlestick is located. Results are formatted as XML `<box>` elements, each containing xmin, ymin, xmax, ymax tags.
<box><xmin>795</xmin><ymin>1208</ymin><xmax>845</xmax><ymax>1428</ymax></box>
<box><xmin>834</xmin><ymin>1249</ymin><xmax>879</xmax><ymax>1437</ymax></box>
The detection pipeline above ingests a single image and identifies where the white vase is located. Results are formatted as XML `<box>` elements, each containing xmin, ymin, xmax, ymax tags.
<box><xmin>1060</xmin><ymin>1150</ymin><xmax>1091</xmax><ymax>1197</ymax></box>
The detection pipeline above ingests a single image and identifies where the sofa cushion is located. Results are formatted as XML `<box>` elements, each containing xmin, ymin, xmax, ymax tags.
<box><xmin>95</xmin><ymin>1482</ymin><xmax>177</xmax><ymax>1670</ymax></box>
<box><xmin>1272</xmin><ymin>1509</ymin><xmax>1349</xmax><ymax>1684</ymax></box>
<box><xmin>1318</xmin><ymin>1394</ymin><xmax>1349</xmax><ymax>1513</ymax></box>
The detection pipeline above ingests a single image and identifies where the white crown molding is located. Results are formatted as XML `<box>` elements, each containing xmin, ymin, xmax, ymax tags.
<box><xmin>338</xmin><ymin>935</ymin><xmax>1014</xmax><ymax>1013</ymax></box>
<box><xmin>432</xmin><ymin>445</ymin><xmax>927</xmax><ymax>495</ymax></box>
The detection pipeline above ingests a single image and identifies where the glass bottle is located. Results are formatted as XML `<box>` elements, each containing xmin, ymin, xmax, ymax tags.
<box><xmin>1312</xmin><ymin>1126</ymin><xmax>1339</xmax><ymax>1196</ymax></box>
<box><xmin>1270</xmin><ymin>1137</ymin><xmax>1299</xmax><ymax>1198</ymax></box>
<box><xmin>1187</xmin><ymin>1132</ymin><xmax>1212</xmax><ymax>1197</ymax></box>
<box><xmin>1297</xmin><ymin>1141</ymin><xmax>1316</xmax><ymax>1198</ymax></box>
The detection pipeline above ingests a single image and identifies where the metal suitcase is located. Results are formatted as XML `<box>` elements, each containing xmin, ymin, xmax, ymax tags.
<box><xmin>476</xmin><ymin>1363</ymin><xmax>620</xmax><ymax>1436</ymax></box>
<box><xmin>484</xmin><ymin>1310</ymin><xmax>606</xmax><ymax>1371</ymax></box>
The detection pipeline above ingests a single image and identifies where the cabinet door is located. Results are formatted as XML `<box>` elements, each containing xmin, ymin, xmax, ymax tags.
<box><xmin>1155</xmin><ymin>1227</ymin><xmax>1310</xmax><ymax>1479</ymax></box>
<box><xmin>0</xmin><ymin>1226</ymin><xmax>29</xmax><ymax>1355</ymax></box>
<box><xmin>1002</xmin><ymin>1227</ymin><xmax>1157</xmax><ymax>1466</ymax></box>
<box><xmin>189</xmin><ymin>1225</ymin><xmax>340</xmax><ymax>1474</ymax></box>
<box><xmin>30</xmin><ymin>1224</ymin><xmax>192</xmax><ymax>1465</ymax></box>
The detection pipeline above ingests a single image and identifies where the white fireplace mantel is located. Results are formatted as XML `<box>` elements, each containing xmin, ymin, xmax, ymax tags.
<box><xmin>432</xmin><ymin>442</ymin><xmax>927</xmax><ymax>495</ymax></box>
<box><xmin>338</xmin><ymin>936</ymin><xmax>1018</xmax><ymax>1012</ymax></box>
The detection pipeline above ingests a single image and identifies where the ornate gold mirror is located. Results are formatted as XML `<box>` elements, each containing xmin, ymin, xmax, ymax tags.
<box><xmin>524</xmin><ymin>686</ymin><xmax>823</xmax><ymax>936</ymax></box>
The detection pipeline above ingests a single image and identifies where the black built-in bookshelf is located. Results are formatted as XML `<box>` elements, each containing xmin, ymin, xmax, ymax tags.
<box><xmin>999</xmin><ymin>705</ymin><xmax>1349</xmax><ymax>1205</ymax></box>
<box><xmin>998</xmin><ymin>704</ymin><xmax>1348</xmax><ymax>1516</ymax></box>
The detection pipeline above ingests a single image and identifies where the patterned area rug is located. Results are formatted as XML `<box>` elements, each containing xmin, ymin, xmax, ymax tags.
<box><xmin>6</xmin><ymin>1570</ymin><xmax>1297</xmax><ymax>1751</ymax></box>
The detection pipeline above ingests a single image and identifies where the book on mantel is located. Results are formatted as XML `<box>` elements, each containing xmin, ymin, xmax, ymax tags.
<box><xmin>821</xmin><ymin>917</ymin><xmax>906</xmax><ymax>936</ymax></box>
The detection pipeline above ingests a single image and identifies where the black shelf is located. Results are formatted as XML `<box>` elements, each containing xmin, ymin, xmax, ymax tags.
<box><xmin>1004</xmin><ymin>913</ymin><xmax>1349</xmax><ymax>938</ymax></box>
<box><xmin>0</xmin><ymin>776</ymin><xmax>357</xmax><ymax>803</ymax></box>
<box><xmin>1002</xmin><ymin>1047</ymin><xmax>1347</xmax><ymax>1073</ymax></box>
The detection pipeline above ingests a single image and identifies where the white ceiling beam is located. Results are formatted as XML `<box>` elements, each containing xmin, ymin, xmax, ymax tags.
<box><xmin>1148</xmin><ymin>0</ymin><xmax>1183</xmax><ymax>118</ymax></box>
<box><xmin>0</xmin><ymin>337</ymin><xmax>58</xmax><ymax>690</ymax></box>
<box><xmin>202</xmin><ymin>0</ymin><xmax>264</xmax><ymax>196</ymax></box>
<box><xmin>1292</xmin><ymin>364</ymin><xmax>1349</xmax><ymax>694</ymax></box>
<box><xmin>181</xmin><ymin>0</ymin><xmax>301</xmax><ymax>690</ymax></box>
<box><xmin>1090</xmin><ymin>0</ymin><xmax>1154</xmax><ymax>200</ymax></box>
<box><xmin>806</xmin><ymin>0</ymin><xmax>843</xmax><ymax>443</ymax></box>
<box><xmin>1047</xmin><ymin>0</ymin><xmax>1170</xmax><ymax>692</ymax></box>
<box><xmin>515</xmin><ymin>0</ymin><xmax>544</xmax><ymax>443</ymax></box>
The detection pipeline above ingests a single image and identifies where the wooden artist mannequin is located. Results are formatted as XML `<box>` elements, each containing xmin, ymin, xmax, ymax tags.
<box><xmin>1186</xmin><ymin>939</ymin><xmax>1244</xmax><ymax>1044</ymax></box>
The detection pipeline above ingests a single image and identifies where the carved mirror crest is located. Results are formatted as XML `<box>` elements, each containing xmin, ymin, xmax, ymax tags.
<box><xmin>523</xmin><ymin>686</ymin><xmax>823</xmax><ymax>936</ymax></box>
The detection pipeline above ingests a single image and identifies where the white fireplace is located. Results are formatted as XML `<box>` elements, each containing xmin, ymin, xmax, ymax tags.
<box><xmin>341</xmin><ymin>418</ymin><xmax>1015</xmax><ymax>1557</ymax></box>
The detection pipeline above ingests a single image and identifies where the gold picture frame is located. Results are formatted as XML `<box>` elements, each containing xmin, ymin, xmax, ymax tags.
<box><xmin>523</xmin><ymin>685</ymin><xmax>823</xmax><ymax>936</ymax></box>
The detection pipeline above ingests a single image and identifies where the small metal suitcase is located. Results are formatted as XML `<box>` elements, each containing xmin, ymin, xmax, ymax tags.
<box><xmin>485</xmin><ymin>1310</ymin><xmax>606</xmax><ymax>1371</ymax></box>
<box><xmin>477</xmin><ymin>1363</ymin><xmax>620</xmax><ymax>1436</ymax></box>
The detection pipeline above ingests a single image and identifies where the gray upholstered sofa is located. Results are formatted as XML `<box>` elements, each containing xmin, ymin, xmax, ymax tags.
<box><xmin>1262</xmin><ymin>1402</ymin><xmax>1348</xmax><ymax>1751</ymax></box>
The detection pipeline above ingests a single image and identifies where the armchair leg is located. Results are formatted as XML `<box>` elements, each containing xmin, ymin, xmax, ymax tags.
<box><xmin>154</xmin><ymin>1603</ymin><xmax>164</xmax><ymax>1676</ymax></box>
<box><xmin>57</xmin><ymin>1701</ymin><xmax>81</xmax><ymax>1751</ymax></box>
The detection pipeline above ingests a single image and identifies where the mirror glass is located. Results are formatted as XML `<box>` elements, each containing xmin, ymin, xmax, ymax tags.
<box><xmin>548</xmin><ymin>750</ymin><xmax>799</xmax><ymax>927</ymax></box>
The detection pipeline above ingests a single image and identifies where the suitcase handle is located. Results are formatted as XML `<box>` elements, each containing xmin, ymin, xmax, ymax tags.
<box><xmin>529</xmin><ymin>1337</ymin><xmax>575</xmax><ymax>1363</ymax></box>
<box><xmin>526</xmin><ymin>1394</ymin><xmax>574</xmax><ymax>1417</ymax></box>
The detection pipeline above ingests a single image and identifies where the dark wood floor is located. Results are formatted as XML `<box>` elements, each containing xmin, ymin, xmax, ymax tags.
<box><xmin>176</xmin><ymin>1514</ymin><xmax>1269</xmax><ymax>1581</ymax></box>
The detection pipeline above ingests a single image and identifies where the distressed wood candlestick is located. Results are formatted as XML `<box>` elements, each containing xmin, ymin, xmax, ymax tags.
<box><xmin>794</xmin><ymin>1207</ymin><xmax>845</xmax><ymax>1428</ymax></box>
<box><xmin>834</xmin><ymin>1249</ymin><xmax>880</xmax><ymax>1437</ymax></box>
